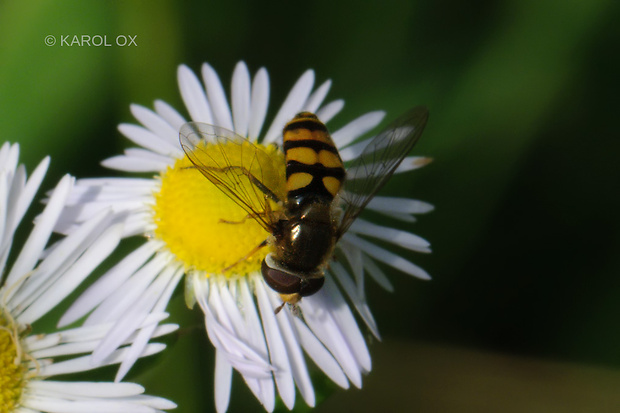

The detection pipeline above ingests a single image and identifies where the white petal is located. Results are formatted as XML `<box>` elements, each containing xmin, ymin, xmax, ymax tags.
<box><xmin>269</xmin><ymin>296</ymin><xmax>315</xmax><ymax>407</ymax></box>
<box><xmin>123</xmin><ymin>148</ymin><xmax>177</xmax><ymax>166</ymax></box>
<box><xmin>1</xmin><ymin>142</ymin><xmax>19</xmax><ymax>172</ymax></box>
<box><xmin>117</xmin><ymin>124</ymin><xmax>178</xmax><ymax>156</ymax></box>
<box><xmin>303</xmin><ymin>79</ymin><xmax>331</xmax><ymax>113</ymax></box>
<box><xmin>342</xmin><ymin>123</ymin><xmax>419</xmax><ymax>161</ymax></box>
<box><xmin>254</xmin><ymin>281</ymin><xmax>296</xmax><ymax>409</ymax></box>
<box><xmin>31</xmin><ymin>339</ymin><xmax>101</xmax><ymax>358</ymax></box>
<box><xmin>194</xmin><ymin>275</ymin><xmax>273</xmax><ymax>378</ymax></box>
<box><xmin>28</xmin><ymin>381</ymin><xmax>144</xmax><ymax>397</ymax></box>
<box><xmin>363</xmin><ymin>255</ymin><xmax>394</xmax><ymax>292</ymax></box>
<box><xmin>0</xmin><ymin>173</ymin><xmax>8</xmax><ymax>247</ymax></box>
<box><xmin>38</xmin><ymin>342</ymin><xmax>165</xmax><ymax>376</ymax></box>
<box><xmin>346</xmin><ymin>159</ymin><xmax>420</xmax><ymax>179</ymax></box>
<box><xmin>26</xmin><ymin>313</ymin><xmax>170</xmax><ymax>353</ymax></box>
<box><xmin>12</xmin><ymin>209</ymin><xmax>115</xmax><ymax>316</ymax></box>
<box><xmin>18</xmin><ymin>222</ymin><xmax>123</xmax><ymax>325</ymax></box>
<box><xmin>263</xmin><ymin>70</ymin><xmax>315</xmax><ymax>144</ymax></box>
<box><xmin>215</xmin><ymin>350</ymin><xmax>233</xmax><ymax>413</ymax></box>
<box><xmin>54</xmin><ymin>199</ymin><xmax>145</xmax><ymax>237</ymax></box>
<box><xmin>178</xmin><ymin>64</ymin><xmax>213</xmax><ymax>123</ymax></box>
<box><xmin>5</xmin><ymin>164</ymin><xmax>27</xmax><ymax>239</ymax></box>
<box><xmin>0</xmin><ymin>157</ymin><xmax>52</xmax><ymax>278</ymax></box>
<box><xmin>300</xmin><ymin>288</ymin><xmax>363</xmax><ymax>387</ymax></box>
<box><xmin>12</xmin><ymin>156</ymin><xmax>50</xmax><ymax>237</ymax></box>
<box><xmin>367</xmin><ymin>196</ymin><xmax>434</xmax><ymax>214</ymax></box>
<box><xmin>248</xmin><ymin>68</ymin><xmax>270</xmax><ymax>141</ymax></box>
<box><xmin>338</xmin><ymin>137</ymin><xmax>369</xmax><ymax>162</ymax></box>
<box><xmin>329</xmin><ymin>262</ymin><xmax>379</xmax><ymax>339</ymax></box>
<box><xmin>154</xmin><ymin>99</ymin><xmax>188</xmax><ymax>131</ymax></box>
<box><xmin>343</xmin><ymin>233</ymin><xmax>431</xmax><ymax>280</ymax></box>
<box><xmin>212</xmin><ymin>278</ymin><xmax>248</xmax><ymax>337</ymax></box>
<box><xmin>129</xmin><ymin>104</ymin><xmax>183</xmax><ymax>149</ymax></box>
<box><xmin>349</xmin><ymin>218</ymin><xmax>431</xmax><ymax>253</ymax></box>
<box><xmin>239</xmin><ymin>278</ymin><xmax>275</xmax><ymax>411</ymax></box>
<box><xmin>231</xmin><ymin>61</ymin><xmax>251</xmax><ymax>136</ymax></box>
<box><xmin>73</xmin><ymin>177</ymin><xmax>155</xmax><ymax>189</ymax></box>
<box><xmin>338</xmin><ymin>240</ymin><xmax>364</xmax><ymax>294</ymax></box>
<box><xmin>122</xmin><ymin>212</ymin><xmax>154</xmax><ymax>237</ymax></box>
<box><xmin>22</xmin><ymin>397</ymin><xmax>155</xmax><ymax>413</ymax></box>
<box><xmin>27</xmin><ymin>384</ymin><xmax>179</xmax><ymax>411</ymax></box>
<box><xmin>0</xmin><ymin>142</ymin><xmax>14</xmax><ymax>168</ymax></box>
<box><xmin>292</xmin><ymin>316</ymin><xmax>349</xmax><ymax>389</ymax></box>
<box><xmin>202</xmin><ymin>62</ymin><xmax>234</xmax><ymax>130</ymax></box>
<box><xmin>214</xmin><ymin>278</ymin><xmax>278</xmax><ymax>408</ymax></box>
<box><xmin>5</xmin><ymin>175</ymin><xmax>72</xmax><ymax>289</ymax></box>
<box><xmin>30</xmin><ymin>325</ymin><xmax>181</xmax><ymax>359</ymax></box>
<box><xmin>394</xmin><ymin>156</ymin><xmax>433</xmax><ymax>174</ymax></box>
<box><xmin>376</xmin><ymin>211</ymin><xmax>418</xmax><ymax>222</ymax></box>
<box><xmin>102</xmin><ymin>155</ymin><xmax>169</xmax><ymax>172</ymax></box>
<box><xmin>315</xmin><ymin>276</ymin><xmax>371</xmax><ymax>372</ymax></box>
<box><xmin>315</xmin><ymin>99</ymin><xmax>344</xmax><ymax>124</ymax></box>
<box><xmin>115</xmin><ymin>267</ymin><xmax>183</xmax><ymax>381</ymax></box>
<box><xmin>344</xmin><ymin>156</ymin><xmax>431</xmax><ymax>179</ymax></box>
<box><xmin>25</xmin><ymin>331</ymin><xmax>62</xmax><ymax>352</ymax></box>
<box><xmin>332</xmin><ymin>111</ymin><xmax>385</xmax><ymax>148</ymax></box>
<box><xmin>127</xmin><ymin>395</ymin><xmax>177</xmax><ymax>410</ymax></box>
<box><xmin>0</xmin><ymin>175</ymin><xmax>9</xmax><ymax>269</ymax></box>
<box><xmin>85</xmin><ymin>252</ymin><xmax>170</xmax><ymax>326</ymax></box>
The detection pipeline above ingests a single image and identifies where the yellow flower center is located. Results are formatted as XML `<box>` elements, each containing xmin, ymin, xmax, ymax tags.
<box><xmin>152</xmin><ymin>141</ymin><xmax>284</xmax><ymax>276</ymax></box>
<box><xmin>0</xmin><ymin>311</ymin><xmax>27</xmax><ymax>413</ymax></box>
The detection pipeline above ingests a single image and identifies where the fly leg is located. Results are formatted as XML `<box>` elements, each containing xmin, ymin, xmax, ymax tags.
<box><xmin>224</xmin><ymin>165</ymin><xmax>282</xmax><ymax>204</ymax></box>
<box><xmin>219</xmin><ymin>211</ymin><xmax>270</xmax><ymax>225</ymax></box>
<box><xmin>220</xmin><ymin>211</ymin><xmax>285</xmax><ymax>225</ymax></box>
<box><xmin>221</xmin><ymin>239</ymin><xmax>269</xmax><ymax>273</ymax></box>
<box><xmin>180</xmin><ymin>165</ymin><xmax>282</xmax><ymax>272</ymax></box>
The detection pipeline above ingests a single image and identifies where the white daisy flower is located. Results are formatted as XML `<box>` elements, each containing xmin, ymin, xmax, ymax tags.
<box><xmin>0</xmin><ymin>142</ymin><xmax>177</xmax><ymax>412</ymax></box>
<box><xmin>55</xmin><ymin>62</ymin><xmax>433</xmax><ymax>412</ymax></box>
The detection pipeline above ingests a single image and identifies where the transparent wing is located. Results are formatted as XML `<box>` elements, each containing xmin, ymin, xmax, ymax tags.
<box><xmin>337</xmin><ymin>106</ymin><xmax>429</xmax><ymax>237</ymax></box>
<box><xmin>179</xmin><ymin>122</ymin><xmax>286</xmax><ymax>232</ymax></box>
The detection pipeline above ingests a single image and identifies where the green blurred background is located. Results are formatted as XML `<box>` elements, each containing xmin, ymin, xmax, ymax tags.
<box><xmin>2</xmin><ymin>0</ymin><xmax>620</xmax><ymax>411</ymax></box>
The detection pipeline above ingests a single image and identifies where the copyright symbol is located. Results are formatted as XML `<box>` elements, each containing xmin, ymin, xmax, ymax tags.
<box><xmin>44</xmin><ymin>35</ymin><xmax>56</xmax><ymax>46</ymax></box>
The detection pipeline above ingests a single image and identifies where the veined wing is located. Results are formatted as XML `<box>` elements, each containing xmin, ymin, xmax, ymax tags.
<box><xmin>337</xmin><ymin>106</ymin><xmax>429</xmax><ymax>237</ymax></box>
<box><xmin>179</xmin><ymin>122</ymin><xmax>286</xmax><ymax>232</ymax></box>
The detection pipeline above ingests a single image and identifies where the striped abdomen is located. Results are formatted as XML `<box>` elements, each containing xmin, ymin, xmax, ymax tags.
<box><xmin>282</xmin><ymin>112</ymin><xmax>345</xmax><ymax>205</ymax></box>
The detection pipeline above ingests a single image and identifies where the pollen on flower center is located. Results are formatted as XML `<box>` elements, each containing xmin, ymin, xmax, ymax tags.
<box><xmin>0</xmin><ymin>311</ymin><xmax>27</xmax><ymax>412</ymax></box>
<box><xmin>152</xmin><ymin>141</ymin><xmax>284</xmax><ymax>276</ymax></box>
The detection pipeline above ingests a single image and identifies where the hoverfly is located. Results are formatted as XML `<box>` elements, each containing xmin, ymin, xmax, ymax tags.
<box><xmin>180</xmin><ymin>106</ymin><xmax>428</xmax><ymax>313</ymax></box>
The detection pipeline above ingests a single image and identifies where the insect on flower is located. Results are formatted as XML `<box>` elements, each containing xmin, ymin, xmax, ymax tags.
<box><xmin>180</xmin><ymin>106</ymin><xmax>428</xmax><ymax>313</ymax></box>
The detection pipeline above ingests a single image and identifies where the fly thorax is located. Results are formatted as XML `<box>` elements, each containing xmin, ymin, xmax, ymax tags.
<box><xmin>275</xmin><ymin>203</ymin><xmax>335</xmax><ymax>273</ymax></box>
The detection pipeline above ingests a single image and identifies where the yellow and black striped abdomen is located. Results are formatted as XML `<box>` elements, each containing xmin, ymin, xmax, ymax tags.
<box><xmin>282</xmin><ymin>112</ymin><xmax>345</xmax><ymax>204</ymax></box>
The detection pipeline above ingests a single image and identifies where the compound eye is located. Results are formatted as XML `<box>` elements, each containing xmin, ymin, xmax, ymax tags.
<box><xmin>261</xmin><ymin>259</ymin><xmax>302</xmax><ymax>295</ymax></box>
<box><xmin>298</xmin><ymin>276</ymin><xmax>324</xmax><ymax>297</ymax></box>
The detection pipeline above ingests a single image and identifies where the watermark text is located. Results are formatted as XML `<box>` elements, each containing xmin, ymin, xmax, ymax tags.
<box><xmin>45</xmin><ymin>34</ymin><xmax>138</xmax><ymax>47</ymax></box>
